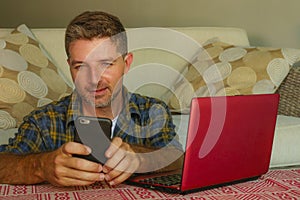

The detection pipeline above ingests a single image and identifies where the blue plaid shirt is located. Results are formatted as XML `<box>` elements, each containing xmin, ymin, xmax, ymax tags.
<box><xmin>0</xmin><ymin>89</ymin><xmax>181</xmax><ymax>153</ymax></box>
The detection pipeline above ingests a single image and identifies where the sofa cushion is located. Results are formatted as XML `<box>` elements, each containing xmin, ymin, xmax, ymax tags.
<box><xmin>270</xmin><ymin>115</ymin><xmax>300</xmax><ymax>168</ymax></box>
<box><xmin>167</xmin><ymin>41</ymin><xmax>300</xmax><ymax>112</ymax></box>
<box><xmin>0</xmin><ymin>24</ymin><xmax>73</xmax><ymax>129</ymax></box>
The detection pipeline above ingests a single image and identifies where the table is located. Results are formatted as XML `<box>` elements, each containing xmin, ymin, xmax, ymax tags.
<box><xmin>0</xmin><ymin>168</ymin><xmax>299</xmax><ymax>199</ymax></box>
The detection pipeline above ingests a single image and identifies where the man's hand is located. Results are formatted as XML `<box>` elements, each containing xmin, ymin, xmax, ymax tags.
<box><xmin>102</xmin><ymin>137</ymin><xmax>140</xmax><ymax>186</ymax></box>
<box><xmin>40</xmin><ymin>142</ymin><xmax>104</xmax><ymax>186</ymax></box>
<box><xmin>0</xmin><ymin>142</ymin><xmax>105</xmax><ymax>186</ymax></box>
<box><xmin>101</xmin><ymin>137</ymin><xmax>184</xmax><ymax>186</ymax></box>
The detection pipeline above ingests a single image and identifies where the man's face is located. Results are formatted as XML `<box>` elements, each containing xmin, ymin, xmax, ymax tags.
<box><xmin>68</xmin><ymin>38</ymin><xmax>132</xmax><ymax>108</ymax></box>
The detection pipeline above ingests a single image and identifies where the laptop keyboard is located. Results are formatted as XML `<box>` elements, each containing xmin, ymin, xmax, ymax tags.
<box><xmin>138</xmin><ymin>173</ymin><xmax>181</xmax><ymax>186</ymax></box>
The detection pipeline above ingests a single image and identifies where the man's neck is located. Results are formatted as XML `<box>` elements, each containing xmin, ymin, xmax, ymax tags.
<box><xmin>82</xmin><ymin>105</ymin><xmax>112</xmax><ymax>119</ymax></box>
<box><xmin>82</xmin><ymin>94</ymin><xmax>124</xmax><ymax>120</ymax></box>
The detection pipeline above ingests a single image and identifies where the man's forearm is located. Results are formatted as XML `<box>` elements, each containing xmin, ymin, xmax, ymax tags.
<box><xmin>0</xmin><ymin>153</ymin><xmax>46</xmax><ymax>185</ymax></box>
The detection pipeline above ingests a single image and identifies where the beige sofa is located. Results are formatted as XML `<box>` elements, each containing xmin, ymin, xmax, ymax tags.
<box><xmin>0</xmin><ymin>26</ymin><xmax>299</xmax><ymax>168</ymax></box>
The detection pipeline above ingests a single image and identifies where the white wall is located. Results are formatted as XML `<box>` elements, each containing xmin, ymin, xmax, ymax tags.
<box><xmin>1</xmin><ymin>0</ymin><xmax>299</xmax><ymax>48</ymax></box>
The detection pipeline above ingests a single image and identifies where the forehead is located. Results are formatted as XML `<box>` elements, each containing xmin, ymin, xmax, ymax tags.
<box><xmin>69</xmin><ymin>38</ymin><xmax>121</xmax><ymax>61</ymax></box>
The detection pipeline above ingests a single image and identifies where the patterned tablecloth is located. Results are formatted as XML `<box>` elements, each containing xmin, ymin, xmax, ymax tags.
<box><xmin>0</xmin><ymin>168</ymin><xmax>299</xmax><ymax>200</ymax></box>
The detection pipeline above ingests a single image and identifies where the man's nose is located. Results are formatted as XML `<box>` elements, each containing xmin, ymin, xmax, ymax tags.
<box><xmin>89</xmin><ymin>67</ymin><xmax>105</xmax><ymax>84</ymax></box>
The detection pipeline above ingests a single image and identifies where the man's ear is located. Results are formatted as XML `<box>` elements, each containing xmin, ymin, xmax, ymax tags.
<box><xmin>124</xmin><ymin>53</ymin><xmax>133</xmax><ymax>74</ymax></box>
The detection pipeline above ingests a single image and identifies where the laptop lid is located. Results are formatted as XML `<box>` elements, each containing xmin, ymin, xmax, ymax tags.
<box><xmin>127</xmin><ymin>94</ymin><xmax>279</xmax><ymax>193</ymax></box>
<box><xmin>181</xmin><ymin>93</ymin><xmax>279</xmax><ymax>191</ymax></box>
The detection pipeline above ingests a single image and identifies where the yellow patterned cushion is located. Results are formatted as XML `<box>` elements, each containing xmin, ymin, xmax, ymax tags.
<box><xmin>0</xmin><ymin>24</ymin><xmax>73</xmax><ymax>129</ymax></box>
<box><xmin>168</xmin><ymin>41</ymin><xmax>300</xmax><ymax>111</ymax></box>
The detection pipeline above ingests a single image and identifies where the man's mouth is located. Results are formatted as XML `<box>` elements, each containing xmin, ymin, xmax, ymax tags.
<box><xmin>90</xmin><ymin>87</ymin><xmax>108</xmax><ymax>96</ymax></box>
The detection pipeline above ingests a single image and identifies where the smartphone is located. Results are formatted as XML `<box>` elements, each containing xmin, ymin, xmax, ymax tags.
<box><xmin>73</xmin><ymin>116</ymin><xmax>112</xmax><ymax>164</ymax></box>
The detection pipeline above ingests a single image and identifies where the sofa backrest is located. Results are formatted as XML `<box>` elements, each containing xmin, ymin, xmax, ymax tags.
<box><xmin>0</xmin><ymin>27</ymin><xmax>249</xmax><ymax>99</ymax></box>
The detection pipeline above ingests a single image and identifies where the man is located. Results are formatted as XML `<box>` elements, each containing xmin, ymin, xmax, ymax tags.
<box><xmin>0</xmin><ymin>11</ymin><xmax>183</xmax><ymax>187</ymax></box>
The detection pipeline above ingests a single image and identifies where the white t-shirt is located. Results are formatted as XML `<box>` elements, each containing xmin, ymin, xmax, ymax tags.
<box><xmin>111</xmin><ymin>116</ymin><xmax>118</xmax><ymax>139</ymax></box>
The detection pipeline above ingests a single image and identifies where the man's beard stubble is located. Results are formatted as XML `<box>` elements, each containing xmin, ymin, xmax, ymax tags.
<box><xmin>82</xmin><ymin>85</ymin><xmax>122</xmax><ymax>108</ymax></box>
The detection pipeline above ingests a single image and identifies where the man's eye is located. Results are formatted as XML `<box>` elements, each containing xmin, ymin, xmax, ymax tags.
<box><xmin>74</xmin><ymin>64</ymin><xmax>86</xmax><ymax>69</ymax></box>
<box><xmin>101</xmin><ymin>62</ymin><xmax>113</xmax><ymax>68</ymax></box>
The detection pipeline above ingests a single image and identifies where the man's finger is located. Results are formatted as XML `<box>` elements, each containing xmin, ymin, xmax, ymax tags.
<box><xmin>69</xmin><ymin>157</ymin><xmax>103</xmax><ymax>173</ymax></box>
<box><xmin>107</xmin><ymin>170</ymin><xmax>133</xmax><ymax>186</ymax></box>
<box><xmin>104</xmin><ymin>147</ymin><xmax>127</xmax><ymax>172</ymax></box>
<box><xmin>62</xmin><ymin>142</ymin><xmax>91</xmax><ymax>156</ymax></box>
<box><xmin>105</xmin><ymin>137</ymin><xmax>122</xmax><ymax>158</ymax></box>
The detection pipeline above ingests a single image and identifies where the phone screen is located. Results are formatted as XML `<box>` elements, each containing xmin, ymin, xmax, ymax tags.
<box><xmin>73</xmin><ymin>116</ymin><xmax>112</xmax><ymax>164</ymax></box>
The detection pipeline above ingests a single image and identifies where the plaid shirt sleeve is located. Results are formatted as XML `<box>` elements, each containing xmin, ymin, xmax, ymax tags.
<box><xmin>0</xmin><ymin>97</ymin><xmax>72</xmax><ymax>153</ymax></box>
<box><xmin>0</xmin><ymin>119</ymin><xmax>48</xmax><ymax>153</ymax></box>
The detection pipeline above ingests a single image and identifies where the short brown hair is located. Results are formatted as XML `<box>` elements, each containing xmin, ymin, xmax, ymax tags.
<box><xmin>65</xmin><ymin>11</ymin><xmax>127</xmax><ymax>58</ymax></box>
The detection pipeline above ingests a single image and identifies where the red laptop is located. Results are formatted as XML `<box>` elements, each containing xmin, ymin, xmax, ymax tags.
<box><xmin>126</xmin><ymin>94</ymin><xmax>280</xmax><ymax>194</ymax></box>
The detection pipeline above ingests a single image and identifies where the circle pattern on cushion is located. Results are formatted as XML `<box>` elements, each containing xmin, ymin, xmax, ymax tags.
<box><xmin>203</xmin><ymin>62</ymin><xmax>232</xmax><ymax>84</ymax></box>
<box><xmin>0</xmin><ymin>78</ymin><xmax>26</xmax><ymax>103</ymax></box>
<box><xmin>242</xmin><ymin>51</ymin><xmax>273</xmax><ymax>73</ymax></box>
<box><xmin>18</xmin><ymin>71</ymin><xmax>48</xmax><ymax>98</ymax></box>
<box><xmin>219</xmin><ymin>47</ymin><xmax>247</xmax><ymax>62</ymax></box>
<box><xmin>0</xmin><ymin>110</ymin><xmax>16</xmax><ymax>129</ymax></box>
<box><xmin>0</xmin><ymin>49</ymin><xmax>28</xmax><ymax>71</ymax></box>
<box><xmin>252</xmin><ymin>79</ymin><xmax>275</xmax><ymax>94</ymax></box>
<box><xmin>19</xmin><ymin>44</ymin><xmax>49</xmax><ymax>68</ymax></box>
<box><xmin>267</xmin><ymin>58</ymin><xmax>290</xmax><ymax>87</ymax></box>
<box><xmin>37</xmin><ymin>98</ymin><xmax>53</xmax><ymax>108</ymax></box>
<box><xmin>5</xmin><ymin>32</ymin><xmax>29</xmax><ymax>45</ymax></box>
<box><xmin>0</xmin><ymin>24</ymin><xmax>73</xmax><ymax>128</ymax></box>
<box><xmin>227</xmin><ymin>67</ymin><xmax>257</xmax><ymax>89</ymax></box>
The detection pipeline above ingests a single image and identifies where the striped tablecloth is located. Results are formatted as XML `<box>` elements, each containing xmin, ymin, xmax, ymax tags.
<box><xmin>0</xmin><ymin>168</ymin><xmax>299</xmax><ymax>199</ymax></box>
